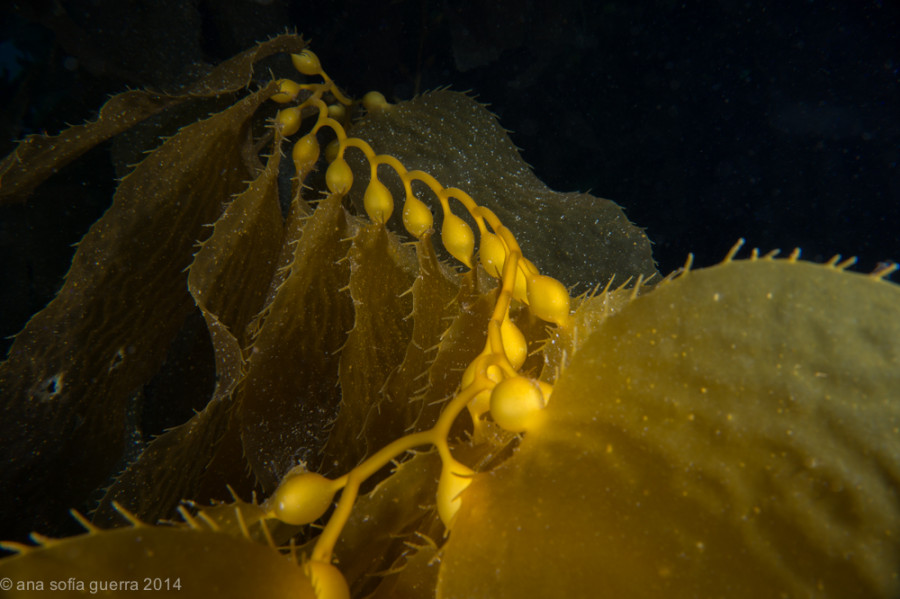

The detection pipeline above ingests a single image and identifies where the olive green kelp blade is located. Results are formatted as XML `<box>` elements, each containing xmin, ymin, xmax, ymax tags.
<box><xmin>410</xmin><ymin>273</ymin><xmax>496</xmax><ymax>433</ymax></box>
<box><xmin>0</xmin><ymin>523</ymin><xmax>315</xmax><ymax>598</ymax></box>
<box><xmin>440</xmin><ymin>258</ymin><xmax>900</xmax><ymax>598</ymax></box>
<box><xmin>91</xmin><ymin>135</ymin><xmax>285</xmax><ymax>526</ymax></box>
<box><xmin>346</xmin><ymin>90</ymin><xmax>658</xmax><ymax>290</ymax></box>
<box><xmin>0</xmin><ymin>33</ymin><xmax>307</xmax><ymax>204</ymax></box>
<box><xmin>239</xmin><ymin>192</ymin><xmax>355</xmax><ymax>490</ymax></box>
<box><xmin>335</xmin><ymin>450</ymin><xmax>443</xmax><ymax>596</ymax></box>
<box><xmin>321</xmin><ymin>223</ymin><xmax>417</xmax><ymax>473</ymax></box>
<box><xmin>382</xmin><ymin>235</ymin><xmax>461</xmax><ymax>433</ymax></box>
<box><xmin>0</xmin><ymin>85</ymin><xmax>276</xmax><ymax>541</ymax></box>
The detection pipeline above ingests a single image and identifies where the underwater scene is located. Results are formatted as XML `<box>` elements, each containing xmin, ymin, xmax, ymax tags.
<box><xmin>0</xmin><ymin>3</ymin><xmax>898</xmax><ymax>598</ymax></box>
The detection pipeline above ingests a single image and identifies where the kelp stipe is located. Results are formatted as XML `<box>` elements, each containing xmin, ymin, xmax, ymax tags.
<box><xmin>1</xmin><ymin>35</ymin><xmax>899</xmax><ymax>599</ymax></box>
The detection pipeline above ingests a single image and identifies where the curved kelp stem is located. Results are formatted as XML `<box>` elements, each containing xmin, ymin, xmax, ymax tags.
<box><xmin>261</xmin><ymin>50</ymin><xmax>572</xmax><ymax>590</ymax></box>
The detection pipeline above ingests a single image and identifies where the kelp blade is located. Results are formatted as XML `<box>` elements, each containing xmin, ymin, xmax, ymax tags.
<box><xmin>0</xmin><ymin>83</ymin><xmax>276</xmax><ymax>540</ymax></box>
<box><xmin>92</xmin><ymin>130</ymin><xmax>285</xmax><ymax>526</ymax></box>
<box><xmin>238</xmin><ymin>192</ymin><xmax>354</xmax><ymax>489</ymax></box>
<box><xmin>346</xmin><ymin>90</ymin><xmax>657</xmax><ymax>290</ymax></box>
<box><xmin>0</xmin><ymin>525</ymin><xmax>315</xmax><ymax>598</ymax></box>
<box><xmin>0</xmin><ymin>33</ymin><xmax>308</xmax><ymax>203</ymax></box>
<box><xmin>321</xmin><ymin>223</ymin><xmax>417</xmax><ymax>473</ymax></box>
<box><xmin>440</xmin><ymin>259</ymin><xmax>900</xmax><ymax>598</ymax></box>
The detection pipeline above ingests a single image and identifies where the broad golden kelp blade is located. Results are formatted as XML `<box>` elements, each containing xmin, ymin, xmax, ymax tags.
<box><xmin>0</xmin><ymin>521</ymin><xmax>315</xmax><ymax>598</ymax></box>
<box><xmin>238</xmin><ymin>192</ymin><xmax>354</xmax><ymax>490</ymax></box>
<box><xmin>91</xmin><ymin>135</ymin><xmax>286</xmax><ymax>526</ymax></box>
<box><xmin>0</xmin><ymin>85</ymin><xmax>275</xmax><ymax>540</ymax></box>
<box><xmin>0</xmin><ymin>33</ymin><xmax>308</xmax><ymax>203</ymax></box>
<box><xmin>440</xmin><ymin>258</ymin><xmax>900</xmax><ymax>598</ymax></box>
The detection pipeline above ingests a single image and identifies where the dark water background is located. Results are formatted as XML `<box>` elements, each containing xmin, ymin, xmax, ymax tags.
<box><xmin>1</xmin><ymin>0</ymin><xmax>898</xmax><ymax>354</ymax></box>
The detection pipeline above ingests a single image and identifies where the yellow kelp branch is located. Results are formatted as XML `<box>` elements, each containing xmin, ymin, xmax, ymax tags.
<box><xmin>257</xmin><ymin>49</ymin><xmax>575</xmax><ymax>596</ymax></box>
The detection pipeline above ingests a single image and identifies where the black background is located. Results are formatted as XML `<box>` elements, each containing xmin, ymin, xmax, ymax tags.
<box><xmin>1</xmin><ymin>0</ymin><xmax>898</xmax><ymax>352</ymax></box>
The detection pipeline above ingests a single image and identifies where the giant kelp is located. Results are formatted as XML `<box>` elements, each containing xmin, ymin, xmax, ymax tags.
<box><xmin>1</xmin><ymin>34</ymin><xmax>898</xmax><ymax>598</ymax></box>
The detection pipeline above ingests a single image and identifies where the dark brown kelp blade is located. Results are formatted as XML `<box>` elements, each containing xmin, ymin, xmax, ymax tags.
<box><xmin>346</xmin><ymin>90</ymin><xmax>658</xmax><ymax>290</ymax></box>
<box><xmin>0</xmin><ymin>83</ymin><xmax>276</xmax><ymax>542</ymax></box>
<box><xmin>91</xmin><ymin>134</ymin><xmax>286</xmax><ymax>526</ymax></box>
<box><xmin>0</xmin><ymin>33</ymin><xmax>307</xmax><ymax>204</ymax></box>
